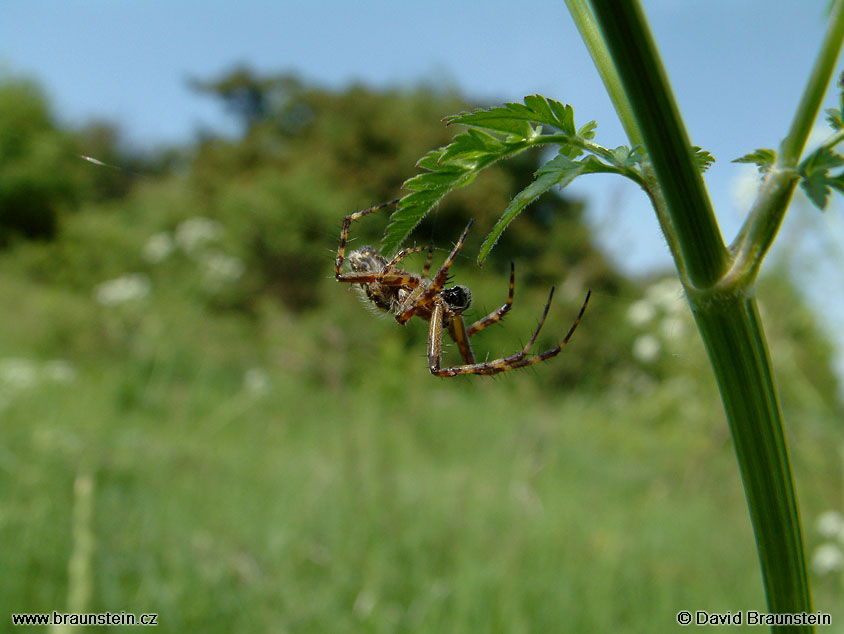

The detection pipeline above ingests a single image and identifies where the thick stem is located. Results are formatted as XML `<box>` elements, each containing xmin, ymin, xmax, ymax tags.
<box><xmin>564</xmin><ymin>0</ymin><xmax>642</xmax><ymax>147</ymax></box>
<box><xmin>692</xmin><ymin>295</ymin><xmax>812</xmax><ymax>631</ymax></box>
<box><xmin>564</xmin><ymin>0</ymin><xmax>689</xmax><ymax>284</ymax></box>
<box><xmin>584</xmin><ymin>1</ymin><xmax>816</xmax><ymax>629</ymax></box>
<box><xmin>589</xmin><ymin>0</ymin><xmax>729</xmax><ymax>290</ymax></box>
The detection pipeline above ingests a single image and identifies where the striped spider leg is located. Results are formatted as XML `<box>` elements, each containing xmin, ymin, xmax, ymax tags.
<box><xmin>335</xmin><ymin>200</ymin><xmax>590</xmax><ymax>376</ymax></box>
<box><xmin>428</xmin><ymin>285</ymin><xmax>591</xmax><ymax>377</ymax></box>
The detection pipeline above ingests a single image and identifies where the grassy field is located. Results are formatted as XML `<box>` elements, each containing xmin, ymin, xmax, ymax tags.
<box><xmin>1</xmin><ymin>319</ymin><xmax>841</xmax><ymax>632</ymax></box>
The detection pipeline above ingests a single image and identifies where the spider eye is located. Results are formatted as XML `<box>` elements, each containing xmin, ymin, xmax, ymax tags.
<box><xmin>442</xmin><ymin>285</ymin><xmax>471</xmax><ymax>312</ymax></box>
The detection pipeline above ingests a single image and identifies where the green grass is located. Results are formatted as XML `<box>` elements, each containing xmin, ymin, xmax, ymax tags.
<box><xmin>0</xmin><ymin>206</ymin><xmax>841</xmax><ymax>632</ymax></box>
<box><xmin>4</xmin><ymin>350</ymin><xmax>839</xmax><ymax>633</ymax></box>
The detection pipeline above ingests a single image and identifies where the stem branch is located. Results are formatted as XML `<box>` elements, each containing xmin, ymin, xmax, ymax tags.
<box><xmin>730</xmin><ymin>1</ymin><xmax>844</xmax><ymax>284</ymax></box>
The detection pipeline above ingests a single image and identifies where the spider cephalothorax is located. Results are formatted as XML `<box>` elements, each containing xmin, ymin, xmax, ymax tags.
<box><xmin>335</xmin><ymin>199</ymin><xmax>590</xmax><ymax>377</ymax></box>
<box><xmin>440</xmin><ymin>285</ymin><xmax>472</xmax><ymax>314</ymax></box>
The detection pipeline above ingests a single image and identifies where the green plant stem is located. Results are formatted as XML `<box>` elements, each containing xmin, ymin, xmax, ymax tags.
<box><xmin>563</xmin><ymin>0</ymin><xmax>642</xmax><ymax>148</ymax></box>
<box><xmin>585</xmin><ymin>1</ymin><xmax>818</xmax><ymax>630</ymax></box>
<box><xmin>730</xmin><ymin>1</ymin><xmax>844</xmax><ymax>283</ymax></box>
<box><xmin>565</xmin><ymin>0</ymin><xmax>689</xmax><ymax>284</ymax></box>
<box><xmin>514</xmin><ymin>132</ymin><xmax>645</xmax><ymax>168</ymax></box>
<box><xmin>727</xmin><ymin>171</ymin><xmax>800</xmax><ymax>289</ymax></box>
<box><xmin>693</xmin><ymin>297</ymin><xmax>812</xmax><ymax>629</ymax></box>
<box><xmin>588</xmin><ymin>0</ymin><xmax>728</xmax><ymax>290</ymax></box>
<box><xmin>780</xmin><ymin>1</ymin><xmax>844</xmax><ymax>167</ymax></box>
<box><xmin>819</xmin><ymin>129</ymin><xmax>844</xmax><ymax>153</ymax></box>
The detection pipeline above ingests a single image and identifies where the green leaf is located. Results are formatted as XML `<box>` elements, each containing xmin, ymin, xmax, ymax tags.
<box><xmin>801</xmin><ymin>145</ymin><xmax>844</xmax><ymax>172</ymax></box>
<box><xmin>390</xmin><ymin>167</ymin><xmax>477</xmax><ymax>235</ymax></box>
<box><xmin>437</xmin><ymin>128</ymin><xmax>508</xmax><ymax>164</ymax></box>
<box><xmin>382</xmin><ymin>131</ymin><xmax>532</xmax><ymax>254</ymax></box>
<box><xmin>825</xmin><ymin>106</ymin><xmax>844</xmax><ymax>131</ymax></box>
<box><xmin>839</xmin><ymin>69</ymin><xmax>844</xmax><ymax>118</ymax></box>
<box><xmin>384</xmin><ymin>96</ymin><xmax>623</xmax><ymax>256</ymax></box>
<box><xmin>402</xmin><ymin>167</ymin><xmax>467</xmax><ymax>190</ymax></box>
<box><xmin>607</xmin><ymin>144</ymin><xmax>645</xmax><ymax>167</ymax></box>
<box><xmin>733</xmin><ymin>148</ymin><xmax>777</xmax><ymax>174</ymax></box>
<box><xmin>477</xmin><ymin>153</ymin><xmax>617</xmax><ymax>265</ymax></box>
<box><xmin>798</xmin><ymin>146</ymin><xmax>844</xmax><ymax>210</ymax></box>
<box><xmin>800</xmin><ymin>170</ymin><xmax>844</xmax><ymax>210</ymax></box>
<box><xmin>800</xmin><ymin>167</ymin><xmax>844</xmax><ymax>210</ymax></box>
<box><xmin>692</xmin><ymin>146</ymin><xmax>715</xmax><ymax>172</ymax></box>
<box><xmin>444</xmin><ymin>95</ymin><xmax>578</xmax><ymax>136</ymax></box>
<box><xmin>577</xmin><ymin>120</ymin><xmax>598</xmax><ymax>140</ymax></box>
<box><xmin>415</xmin><ymin>147</ymin><xmax>446</xmax><ymax>171</ymax></box>
<box><xmin>801</xmin><ymin>177</ymin><xmax>831</xmax><ymax>209</ymax></box>
<box><xmin>384</xmin><ymin>188</ymin><xmax>467</xmax><ymax>250</ymax></box>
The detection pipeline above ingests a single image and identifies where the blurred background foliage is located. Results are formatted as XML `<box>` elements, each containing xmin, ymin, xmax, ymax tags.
<box><xmin>0</xmin><ymin>69</ymin><xmax>842</xmax><ymax>632</ymax></box>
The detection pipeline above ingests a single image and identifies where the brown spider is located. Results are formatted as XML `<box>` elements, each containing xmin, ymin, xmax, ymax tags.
<box><xmin>334</xmin><ymin>199</ymin><xmax>591</xmax><ymax>377</ymax></box>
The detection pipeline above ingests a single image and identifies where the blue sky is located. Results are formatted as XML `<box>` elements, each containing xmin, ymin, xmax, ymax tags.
<box><xmin>2</xmin><ymin>1</ymin><xmax>844</xmax><ymax>365</ymax></box>
<box><xmin>1</xmin><ymin>1</ymin><xmax>837</xmax><ymax>261</ymax></box>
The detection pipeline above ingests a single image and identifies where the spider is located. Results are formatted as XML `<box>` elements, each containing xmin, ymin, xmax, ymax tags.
<box><xmin>334</xmin><ymin>199</ymin><xmax>591</xmax><ymax>377</ymax></box>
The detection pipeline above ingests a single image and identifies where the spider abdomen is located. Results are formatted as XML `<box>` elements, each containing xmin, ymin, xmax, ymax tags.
<box><xmin>348</xmin><ymin>245</ymin><xmax>405</xmax><ymax>313</ymax></box>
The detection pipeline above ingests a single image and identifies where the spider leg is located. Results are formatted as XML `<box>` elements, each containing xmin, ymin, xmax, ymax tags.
<box><xmin>429</xmin><ymin>289</ymin><xmax>591</xmax><ymax>377</ymax></box>
<box><xmin>467</xmin><ymin>262</ymin><xmax>515</xmax><ymax>337</ymax></box>
<box><xmin>500</xmin><ymin>290</ymin><xmax>591</xmax><ymax>371</ymax></box>
<box><xmin>379</xmin><ymin>245</ymin><xmax>432</xmax><ymax>279</ymax></box>
<box><xmin>427</xmin><ymin>297</ymin><xmax>481</xmax><ymax>375</ymax></box>
<box><xmin>427</xmin><ymin>296</ymin><xmax>448</xmax><ymax>374</ymax></box>
<box><xmin>421</xmin><ymin>246</ymin><xmax>434</xmax><ymax>279</ymax></box>
<box><xmin>447</xmin><ymin>314</ymin><xmax>476</xmax><ymax>364</ymax></box>
<box><xmin>334</xmin><ymin>198</ymin><xmax>400</xmax><ymax>279</ymax></box>
<box><xmin>397</xmin><ymin>220</ymin><xmax>473</xmax><ymax>324</ymax></box>
<box><xmin>335</xmin><ymin>271</ymin><xmax>421</xmax><ymax>288</ymax></box>
<box><xmin>428</xmin><ymin>220</ymin><xmax>473</xmax><ymax>292</ymax></box>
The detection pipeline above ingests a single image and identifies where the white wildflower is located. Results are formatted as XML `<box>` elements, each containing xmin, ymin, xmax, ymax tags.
<box><xmin>353</xmin><ymin>589</ymin><xmax>376</xmax><ymax>619</ymax></box>
<box><xmin>243</xmin><ymin>368</ymin><xmax>269</xmax><ymax>395</ymax></box>
<box><xmin>94</xmin><ymin>274</ymin><xmax>151</xmax><ymax>306</ymax></box>
<box><xmin>632</xmin><ymin>334</ymin><xmax>661</xmax><ymax>363</ymax></box>
<box><xmin>0</xmin><ymin>358</ymin><xmax>38</xmax><ymax>390</ymax></box>
<box><xmin>661</xmin><ymin>316</ymin><xmax>687</xmax><ymax>341</ymax></box>
<box><xmin>43</xmin><ymin>359</ymin><xmax>76</xmax><ymax>383</ymax></box>
<box><xmin>142</xmin><ymin>232</ymin><xmax>176</xmax><ymax>263</ymax></box>
<box><xmin>812</xmin><ymin>543</ymin><xmax>844</xmax><ymax>575</ymax></box>
<box><xmin>646</xmin><ymin>278</ymin><xmax>685</xmax><ymax>314</ymax></box>
<box><xmin>816</xmin><ymin>510</ymin><xmax>844</xmax><ymax>540</ymax></box>
<box><xmin>199</xmin><ymin>250</ymin><xmax>245</xmax><ymax>287</ymax></box>
<box><xmin>175</xmin><ymin>217</ymin><xmax>222</xmax><ymax>254</ymax></box>
<box><xmin>627</xmin><ymin>299</ymin><xmax>656</xmax><ymax>327</ymax></box>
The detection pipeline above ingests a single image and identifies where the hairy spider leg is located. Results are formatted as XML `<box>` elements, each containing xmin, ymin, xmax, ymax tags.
<box><xmin>335</xmin><ymin>270</ymin><xmax>421</xmax><ymax>287</ymax></box>
<box><xmin>334</xmin><ymin>198</ymin><xmax>401</xmax><ymax>279</ymax></box>
<box><xmin>467</xmin><ymin>262</ymin><xmax>516</xmax><ymax>337</ymax></box>
<box><xmin>428</xmin><ymin>289</ymin><xmax>591</xmax><ymax>377</ymax></box>
<box><xmin>447</xmin><ymin>314</ymin><xmax>476</xmax><ymax>364</ymax></box>
<box><xmin>421</xmin><ymin>246</ymin><xmax>434</xmax><ymax>278</ymax></box>
<box><xmin>379</xmin><ymin>245</ymin><xmax>434</xmax><ymax>280</ymax></box>
<box><xmin>445</xmin><ymin>262</ymin><xmax>516</xmax><ymax>364</ymax></box>
<box><xmin>506</xmin><ymin>289</ymin><xmax>591</xmax><ymax>368</ymax></box>
<box><xmin>396</xmin><ymin>219</ymin><xmax>475</xmax><ymax>325</ymax></box>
